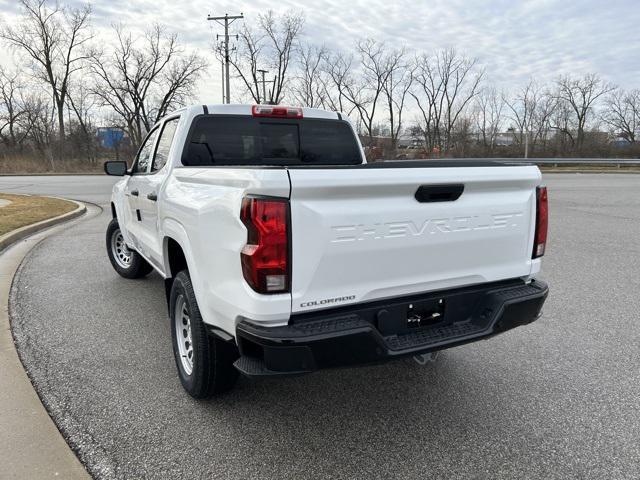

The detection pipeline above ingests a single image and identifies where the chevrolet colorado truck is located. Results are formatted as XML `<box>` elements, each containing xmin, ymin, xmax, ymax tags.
<box><xmin>104</xmin><ymin>104</ymin><xmax>549</xmax><ymax>398</ymax></box>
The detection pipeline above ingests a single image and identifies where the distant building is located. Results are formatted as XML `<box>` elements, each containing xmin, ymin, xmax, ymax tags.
<box><xmin>398</xmin><ymin>133</ymin><xmax>422</xmax><ymax>148</ymax></box>
<box><xmin>609</xmin><ymin>136</ymin><xmax>632</xmax><ymax>148</ymax></box>
<box><xmin>467</xmin><ymin>129</ymin><xmax>517</xmax><ymax>146</ymax></box>
<box><xmin>493</xmin><ymin>129</ymin><xmax>557</xmax><ymax>147</ymax></box>
<box><xmin>358</xmin><ymin>133</ymin><xmax>423</xmax><ymax>149</ymax></box>
<box><xmin>495</xmin><ymin>130</ymin><xmax>517</xmax><ymax>146</ymax></box>
<box><xmin>97</xmin><ymin>127</ymin><xmax>129</xmax><ymax>149</ymax></box>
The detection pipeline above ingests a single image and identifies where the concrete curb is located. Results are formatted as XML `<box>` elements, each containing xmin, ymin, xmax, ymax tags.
<box><xmin>0</xmin><ymin>197</ymin><xmax>86</xmax><ymax>252</ymax></box>
<box><xmin>0</xmin><ymin>198</ymin><xmax>90</xmax><ymax>479</ymax></box>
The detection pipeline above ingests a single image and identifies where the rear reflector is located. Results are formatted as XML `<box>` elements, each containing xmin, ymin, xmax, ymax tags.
<box><xmin>533</xmin><ymin>186</ymin><xmax>548</xmax><ymax>258</ymax></box>
<box><xmin>252</xmin><ymin>105</ymin><xmax>303</xmax><ymax>119</ymax></box>
<box><xmin>240</xmin><ymin>197</ymin><xmax>289</xmax><ymax>294</ymax></box>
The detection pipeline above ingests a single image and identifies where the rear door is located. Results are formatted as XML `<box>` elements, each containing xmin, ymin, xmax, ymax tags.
<box><xmin>288</xmin><ymin>165</ymin><xmax>541</xmax><ymax>313</ymax></box>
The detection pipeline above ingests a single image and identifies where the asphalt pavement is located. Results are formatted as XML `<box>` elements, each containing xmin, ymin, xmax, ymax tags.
<box><xmin>0</xmin><ymin>175</ymin><xmax>117</xmax><ymax>205</ymax></box>
<box><xmin>2</xmin><ymin>173</ymin><xmax>640</xmax><ymax>479</ymax></box>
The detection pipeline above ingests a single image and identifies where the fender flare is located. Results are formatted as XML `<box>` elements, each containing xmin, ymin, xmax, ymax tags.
<box><xmin>162</xmin><ymin>218</ymin><xmax>213</xmax><ymax>318</ymax></box>
<box><xmin>161</xmin><ymin>217</ymin><xmax>196</xmax><ymax>278</ymax></box>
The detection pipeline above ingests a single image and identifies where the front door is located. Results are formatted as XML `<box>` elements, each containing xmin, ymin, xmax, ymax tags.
<box><xmin>136</xmin><ymin>117</ymin><xmax>181</xmax><ymax>269</ymax></box>
<box><xmin>123</xmin><ymin>127</ymin><xmax>159</xmax><ymax>250</ymax></box>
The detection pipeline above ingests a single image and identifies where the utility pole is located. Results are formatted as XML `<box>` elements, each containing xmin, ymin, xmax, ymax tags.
<box><xmin>524</xmin><ymin>116</ymin><xmax>532</xmax><ymax>159</ymax></box>
<box><xmin>257</xmin><ymin>69</ymin><xmax>268</xmax><ymax>103</ymax></box>
<box><xmin>207</xmin><ymin>12</ymin><xmax>243</xmax><ymax>104</ymax></box>
<box><xmin>220</xmin><ymin>55</ymin><xmax>225</xmax><ymax>103</ymax></box>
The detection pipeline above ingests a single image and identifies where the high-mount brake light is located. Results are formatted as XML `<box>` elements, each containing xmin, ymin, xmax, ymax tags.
<box><xmin>532</xmin><ymin>185</ymin><xmax>548</xmax><ymax>258</ymax></box>
<box><xmin>240</xmin><ymin>197</ymin><xmax>290</xmax><ymax>294</ymax></box>
<box><xmin>251</xmin><ymin>105</ymin><xmax>303</xmax><ymax>119</ymax></box>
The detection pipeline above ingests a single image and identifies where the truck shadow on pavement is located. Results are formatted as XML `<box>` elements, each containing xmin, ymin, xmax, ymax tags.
<box><xmin>197</xmin><ymin>348</ymin><xmax>526</xmax><ymax>477</ymax></box>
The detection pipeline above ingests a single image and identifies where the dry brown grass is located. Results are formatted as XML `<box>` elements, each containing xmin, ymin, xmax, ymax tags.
<box><xmin>0</xmin><ymin>193</ymin><xmax>77</xmax><ymax>236</ymax></box>
<box><xmin>0</xmin><ymin>155</ymin><xmax>105</xmax><ymax>174</ymax></box>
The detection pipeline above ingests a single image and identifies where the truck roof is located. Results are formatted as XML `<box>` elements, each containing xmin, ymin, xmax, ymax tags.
<box><xmin>169</xmin><ymin>104</ymin><xmax>343</xmax><ymax>121</ymax></box>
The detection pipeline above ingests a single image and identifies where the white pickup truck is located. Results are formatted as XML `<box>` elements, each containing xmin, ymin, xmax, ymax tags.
<box><xmin>104</xmin><ymin>104</ymin><xmax>549</xmax><ymax>398</ymax></box>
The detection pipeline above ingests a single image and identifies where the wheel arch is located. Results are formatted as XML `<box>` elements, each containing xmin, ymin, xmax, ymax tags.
<box><xmin>161</xmin><ymin>218</ymin><xmax>193</xmax><ymax>276</ymax></box>
<box><xmin>164</xmin><ymin>237</ymin><xmax>188</xmax><ymax>278</ymax></box>
<box><xmin>162</xmin><ymin>218</ymin><xmax>195</xmax><ymax>309</ymax></box>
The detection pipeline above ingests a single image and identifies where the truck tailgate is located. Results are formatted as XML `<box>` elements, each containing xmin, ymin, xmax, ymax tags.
<box><xmin>288</xmin><ymin>165</ymin><xmax>541</xmax><ymax>313</ymax></box>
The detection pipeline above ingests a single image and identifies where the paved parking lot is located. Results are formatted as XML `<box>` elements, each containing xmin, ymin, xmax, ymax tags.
<box><xmin>3</xmin><ymin>173</ymin><xmax>640</xmax><ymax>479</ymax></box>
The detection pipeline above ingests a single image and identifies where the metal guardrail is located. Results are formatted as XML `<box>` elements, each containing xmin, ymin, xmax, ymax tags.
<box><xmin>500</xmin><ymin>158</ymin><xmax>640</xmax><ymax>166</ymax></box>
<box><xmin>387</xmin><ymin>157</ymin><xmax>640</xmax><ymax>166</ymax></box>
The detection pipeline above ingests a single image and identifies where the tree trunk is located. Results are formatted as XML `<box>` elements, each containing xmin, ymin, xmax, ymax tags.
<box><xmin>56</xmin><ymin>98</ymin><xmax>65</xmax><ymax>152</ymax></box>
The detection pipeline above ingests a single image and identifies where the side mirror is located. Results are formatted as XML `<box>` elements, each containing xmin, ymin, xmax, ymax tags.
<box><xmin>104</xmin><ymin>161</ymin><xmax>128</xmax><ymax>176</ymax></box>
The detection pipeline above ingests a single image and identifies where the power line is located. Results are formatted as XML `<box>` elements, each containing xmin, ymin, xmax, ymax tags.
<box><xmin>207</xmin><ymin>12</ymin><xmax>244</xmax><ymax>104</ymax></box>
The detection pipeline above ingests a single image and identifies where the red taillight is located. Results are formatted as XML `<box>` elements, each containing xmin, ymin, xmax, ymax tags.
<box><xmin>251</xmin><ymin>105</ymin><xmax>303</xmax><ymax>119</ymax></box>
<box><xmin>533</xmin><ymin>186</ymin><xmax>548</xmax><ymax>258</ymax></box>
<box><xmin>240</xmin><ymin>197</ymin><xmax>289</xmax><ymax>294</ymax></box>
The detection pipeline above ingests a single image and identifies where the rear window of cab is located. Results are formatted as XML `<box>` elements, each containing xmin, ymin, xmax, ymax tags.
<box><xmin>181</xmin><ymin>116</ymin><xmax>362</xmax><ymax>166</ymax></box>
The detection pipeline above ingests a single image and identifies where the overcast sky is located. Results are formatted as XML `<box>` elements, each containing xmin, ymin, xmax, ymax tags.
<box><xmin>0</xmin><ymin>0</ymin><xmax>639</xmax><ymax>105</ymax></box>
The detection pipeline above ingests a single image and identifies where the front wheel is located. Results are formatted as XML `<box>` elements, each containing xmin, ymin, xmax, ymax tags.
<box><xmin>106</xmin><ymin>218</ymin><xmax>153</xmax><ymax>279</ymax></box>
<box><xmin>170</xmin><ymin>270</ymin><xmax>239</xmax><ymax>398</ymax></box>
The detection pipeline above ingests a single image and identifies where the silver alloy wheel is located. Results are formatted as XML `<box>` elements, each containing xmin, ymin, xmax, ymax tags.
<box><xmin>174</xmin><ymin>294</ymin><xmax>194</xmax><ymax>375</ymax></box>
<box><xmin>111</xmin><ymin>228</ymin><xmax>132</xmax><ymax>268</ymax></box>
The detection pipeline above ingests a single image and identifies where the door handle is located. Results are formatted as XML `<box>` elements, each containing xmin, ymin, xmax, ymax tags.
<box><xmin>147</xmin><ymin>192</ymin><xmax>158</xmax><ymax>201</ymax></box>
<box><xmin>415</xmin><ymin>184</ymin><xmax>464</xmax><ymax>203</ymax></box>
<box><xmin>129</xmin><ymin>189</ymin><xmax>139</xmax><ymax>197</ymax></box>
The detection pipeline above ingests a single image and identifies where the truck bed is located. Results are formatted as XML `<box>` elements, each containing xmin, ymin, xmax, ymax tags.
<box><xmin>289</xmin><ymin>159</ymin><xmax>534</xmax><ymax>168</ymax></box>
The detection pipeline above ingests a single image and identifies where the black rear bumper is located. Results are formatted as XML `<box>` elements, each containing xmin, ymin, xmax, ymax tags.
<box><xmin>234</xmin><ymin>279</ymin><xmax>548</xmax><ymax>377</ymax></box>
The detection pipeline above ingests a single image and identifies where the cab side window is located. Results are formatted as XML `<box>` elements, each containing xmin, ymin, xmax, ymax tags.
<box><xmin>152</xmin><ymin>118</ymin><xmax>180</xmax><ymax>172</ymax></box>
<box><xmin>133</xmin><ymin>128</ymin><xmax>159</xmax><ymax>174</ymax></box>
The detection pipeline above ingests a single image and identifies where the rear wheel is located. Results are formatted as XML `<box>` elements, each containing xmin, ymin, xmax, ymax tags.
<box><xmin>170</xmin><ymin>270</ymin><xmax>239</xmax><ymax>398</ymax></box>
<box><xmin>106</xmin><ymin>218</ymin><xmax>153</xmax><ymax>279</ymax></box>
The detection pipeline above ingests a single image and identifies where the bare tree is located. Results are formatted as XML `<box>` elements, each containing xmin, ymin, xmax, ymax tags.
<box><xmin>383</xmin><ymin>52</ymin><xmax>414</xmax><ymax>150</ymax></box>
<box><xmin>549</xmin><ymin>98</ymin><xmax>575</xmax><ymax>151</ymax></box>
<box><xmin>1</xmin><ymin>0</ymin><xmax>92</xmax><ymax>147</ymax></box>
<box><xmin>292</xmin><ymin>44</ymin><xmax>328</xmax><ymax>108</ymax></box>
<box><xmin>24</xmin><ymin>92</ymin><xmax>57</xmax><ymax>167</ymax></box>
<box><xmin>530</xmin><ymin>92</ymin><xmax>557</xmax><ymax>151</ymax></box>
<box><xmin>0</xmin><ymin>68</ymin><xmax>31</xmax><ymax>148</ymax></box>
<box><xmin>410</xmin><ymin>55</ymin><xmax>439</xmax><ymax>153</ymax></box>
<box><xmin>504</xmin><ymin>80</ymin><xmax>540</xmax><ymax>146</ymax></box>
<box><xmin>321</xmin><ymin>51</ymin><xmax>356</xmax><ymax>114</ymax></box>
<box><xmin>343</xmin><ymin>39</ymin><xmax>401</xmax><ymax>145</ymax></box>
<box><xmin>473</xmin><ymin>87</ymin><xmax>504</xmax><ymax>152</ymax></box>
<box><xmin>66</xmin><ymin>80</ymin><xmax>98</xmax><ymax>160</ymax></box>
<box><xmin>90</xmin><ymin>24</ymin><xmax>206</xmax><ymax>147</ymax></box>
<box><xmin>229</xmin><ymin>11</ymin><xmax>304</xmax><ymax>104</ymax></box>
<box><xmin>224</xmin><ymin>26</ymin><xmax>261</xmax><ymax>103</ymax></box>
<box><xmin>554</xmin><ymin>73</ymin><xmax>615</xmax><ymax>149</ymax></box>
<box><xmin>438</xmin><ymin>50</ymin><xmax>484</xmax><ymax>153</ymax></box>
<box><xmin>602</xmin><ymin>88</ymin><xmax>640</xmax><ymax>144</ymax></box>
<box><xmin>411</xmin><ymin>49</ymin><xmax>483</xmax><ymax>154</ymax></box>
<box><xmin>0</xmin><ymin>69</ymin><xmax>53</xmax><ymax>156</ymax></box>
<box><xmin>503</xmin><ymin>81</ymin><xmax>559</xmax><ymax>155</ymax></box>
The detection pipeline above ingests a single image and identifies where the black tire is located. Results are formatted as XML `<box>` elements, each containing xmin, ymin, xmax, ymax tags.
<box><xmin>106</xmin><ymin>218</ymin><xmax>153</xmax><ymax>279</ymax></box>
<box><xmin>170</xmin><ymin>270</ymin><xmax>239</xmax><ymax>398</ymax></box>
